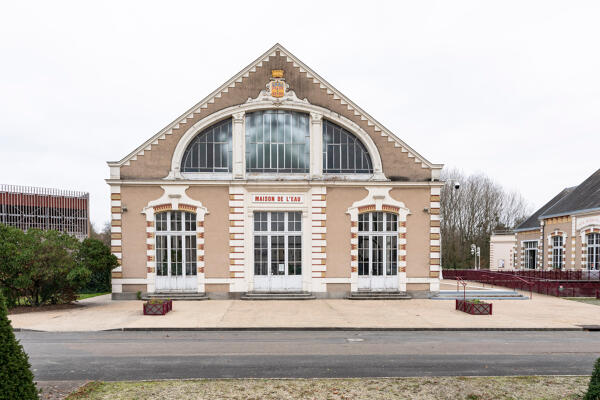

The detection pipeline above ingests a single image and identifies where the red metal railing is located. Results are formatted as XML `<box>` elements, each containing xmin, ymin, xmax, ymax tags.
<box><xmin>444</xmin><ymin>269</ymin><xmax>600</xmax><ymax>298</ymax></box>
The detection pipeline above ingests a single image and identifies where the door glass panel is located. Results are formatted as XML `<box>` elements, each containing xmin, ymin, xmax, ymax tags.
<box><xmin>170</xmin><ymin>235</ymin><xmax>182</xmax><ymax>276</ymax></box>
<box><xmin>156</xmin><ymin>235</ymin><xmax>168</xmax><ymax>276</ymax></box>
<box><xmin>185</xmin><ymin>235</ymin><xmax>197</xmax><ymax>276</ymax></box>
<box><xmin>386</xmin><ymin>235</ymin><xmax>397</xmax><ymax>275</ymax></box>
<box><xmin>358</xmin><ymin>235</ymin><xmax>369</xmax><ymax>276</ymax></box>
<box><xmin>271</xmin><ymin>235</ymin><xmax>285</xmax><ymax>276</ymax></box>
<box><xmin>271</xmin><ymin>212</ymin><xmax>285</xmax><ymax>232</ymax></box>
<box><xmin>372</xmin><ymin>236</ymin><xmax>384</xmax><ymax>276</ymax></box>
<box><xmin>254</xmin><ymin>235</ymin><xmax>268</xmax><ymax>275</ymax></box>
<box><xmin>288</xmin><ymin>235</ymin><xmax>302</xmax><ymax>275</ymax></box>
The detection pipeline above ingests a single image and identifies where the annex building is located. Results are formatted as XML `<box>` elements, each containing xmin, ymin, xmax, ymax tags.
<box><xmin>514</xmin><ymin>168</ymin><xmax>600</xmax><ymax>271</ymax></box>
<box><xmin>107</xmin><ymin>44</ymin><xmax>444</xmax><ymax>299</ymax></box>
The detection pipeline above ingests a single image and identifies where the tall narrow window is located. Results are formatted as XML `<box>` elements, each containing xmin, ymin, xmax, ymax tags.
<box><xmin>155</xmin><ymin>211</ymin><xmax>197</xmax><ymax>279</ymax></box>
<box><xmin>181</xmin><ymin>119</ymin><xmax>232</xmax><ymax>172</ymax></box>
<box><xmin>245</xmin><ymin>110</ymin><xmax>309</xmax><ymax>173</ymax></box>
<box><xmin>552</xmin><ymin>236</ymin><xmax>564</xmax><ymax>269</ymax></box>
<box><xmin>588</xmin><ymin>233</ymin><xmax>600</xmax><ymax>270</ymax></box>
<box><xmin>322</xmin><ymin>120</ymin><xmax>373</xmax><ymax>174</ymax></box>
<box><xmin>524</xmin><ymin>241</ymin><xmax>538</xmax><ymax>269</ymax></box>
<box><xmin>358</xmin><ymin>212</ymin><xmax>398</xmax><ymax>278</ymax></box>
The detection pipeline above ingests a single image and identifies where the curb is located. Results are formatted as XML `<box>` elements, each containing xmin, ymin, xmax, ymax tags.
<box><xmin>14</xmin><ymin>327</ymin><xmax>594</xmax><ymax>332</ymax></box>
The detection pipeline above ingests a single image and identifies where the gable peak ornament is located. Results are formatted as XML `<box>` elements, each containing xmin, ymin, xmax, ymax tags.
<box><xmin>269</xmin><ymin>69</ymin><xmax>286</xmax><ymax>98</ymax></box>
<box><xmin>245</xmin><ymin>69</ymin><xmax>309</xmax><ymax>106</ymax></box>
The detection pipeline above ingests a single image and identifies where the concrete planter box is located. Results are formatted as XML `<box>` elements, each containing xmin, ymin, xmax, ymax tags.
<box><xmin>143</xmin><ymin>299</ymin><xmax>172</xmax><ymax>315</ymax></box>
<box><xmin>455</xmin><ymin>299</ymin><xmax>492</xmax><ymax>315</ymax></box>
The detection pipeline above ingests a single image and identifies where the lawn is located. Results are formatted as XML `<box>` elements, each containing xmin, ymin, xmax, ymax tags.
<box><xmin>77</xmin><ymin>292</ymin><xmax>110</xmax><ymax>300</ymax></box>
<box><xmin>565</xmin><ymin>297</ymin><xmax>600</xmax><ymax>306</ymax></box>
<box><xmin>65</xmin><ymin>376</ymin><xmax>590</xmax><ymax>400</ymax></box>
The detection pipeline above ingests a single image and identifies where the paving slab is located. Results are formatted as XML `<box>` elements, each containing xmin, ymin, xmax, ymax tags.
<box><xmin>8</xmin><ymin>283</ymin><xmax>600</xmax><ymax>331</ymax></box>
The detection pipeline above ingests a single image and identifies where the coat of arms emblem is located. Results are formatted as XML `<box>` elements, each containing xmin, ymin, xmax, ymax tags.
<box><xmin>269</xmin><ymin>70</ymin><xmax>286</xmax><ymax>98</ymax></box>
<box><xmin>269</xmin><ymin>80</ymin><xmax>285</xmax><ymax>98</ymax></box>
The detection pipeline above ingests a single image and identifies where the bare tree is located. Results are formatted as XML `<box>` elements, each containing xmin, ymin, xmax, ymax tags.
<box><xmin>440</xmin><ymin>168</ymin><xmax>531</xmax><ymax>269</ymax></box>
<box><xmin>90</xmin><ymin>221</ymin><xmax>111</xmax><ymax>247</ymax></box>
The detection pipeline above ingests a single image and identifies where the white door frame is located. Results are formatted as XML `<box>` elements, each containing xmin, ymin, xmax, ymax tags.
<box><xmin>253</xmin><ymin>211</ymin><xmax>303</xmax><ymax>292</ymax></box>
<box><xmin>357</xmin><ymin>219</ymin><xmax>399</xmax><ymax>292</ymax></box>
<box><xmin>154</xmin><ymin>211</ymin><xmax>198</xmax><ymax>292</ymax></box>
<box><xmin>243</xmin><ymin>191</ymin><xmax>310</xmax><ymax>293</ymax></box>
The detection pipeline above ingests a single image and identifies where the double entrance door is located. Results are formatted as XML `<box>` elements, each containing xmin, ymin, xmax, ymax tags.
<box><xmin>357</xmin><ymin>212</ymin><xmax>399</xmax><ymax>291</ymax></box>
<box><xmin>154</xmin><ymin>211</ymin><xmax>198</xmax><ymax>292</ymax></box>
<box><xmin>253</xmin><ymin>211</ymin><xmax>302</xmax><ymax>292</ymax></box>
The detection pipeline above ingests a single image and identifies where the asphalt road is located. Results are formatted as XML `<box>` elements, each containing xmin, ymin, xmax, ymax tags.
<box><xmin>17</xmin><ymin>330</ymin><xmax>600</xmax><ymax>381</ymax></box>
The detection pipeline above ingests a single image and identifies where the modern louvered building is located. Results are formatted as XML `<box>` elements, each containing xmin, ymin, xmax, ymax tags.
<box><xmin>0</xmin><ymin>184</ymin><xmax>89</xmax><ymax>240</ymax></box>
<box><xmin>107</xmin><ymin>44</ymin><xmax>444</xmax><ymax>299</ymax></box>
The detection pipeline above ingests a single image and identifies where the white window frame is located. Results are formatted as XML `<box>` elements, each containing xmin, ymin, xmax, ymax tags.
<box><xmin>357</xmin><ymin>212</ymin><xmax>399</xmax><ymax>278</ymax></box>
<box><xmin>155</xmin><ymin>211</ymin><xmax>197</xmax><ymax>280</ymax></box>
<box><xmin>523</xmin><ymin>240</ymin><xmax>538</xmax><ymax>269</ymax></box>
<box><xmin>552</xmin><ymin>235</ymin><xmax>564</xmax><ymax>269</ymax></box>
<box><xmin>253</xmin><ymin>211</ymin><xmax>302</xmax><ymax>277</ymax></box>
<box><xmin>588</xmin><ymin>233</ymin><xmax>600</xmax><ymax>270</ymax></box>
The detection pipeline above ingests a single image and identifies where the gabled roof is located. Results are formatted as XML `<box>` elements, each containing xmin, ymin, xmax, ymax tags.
<box><xmin>514</xmin><ymin>187</ymin><xmax>575</xmax><ymax>232</ymax></box>
<box><xmin>108</xmin><ymin>43</ymin><xmax>442</xmax><ymax>170</ymax></box>
<box><xmin>540</xmin><ymin>168</ymin><xmax>600</xmax><ymax>218</ymax></box>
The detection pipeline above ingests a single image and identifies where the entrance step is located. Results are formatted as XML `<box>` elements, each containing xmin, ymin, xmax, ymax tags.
<box><xmin>241</xmin><ymin>291</ymin><xmax>316</xmax><ymax>300</ymax></box>
<box><xmin>142</xmin><ymin>292</ymin><xmax>209</xmax><ymax>301</ymax></box>
<box><xmin>347</xmin><ymin>291</ymin><xmax>412</xmax><ymax>300</ymax></box>
<box><xmin>431</xmin><ymin>290</ymin><xmax>528</xmax><ymax>300</ymax></box>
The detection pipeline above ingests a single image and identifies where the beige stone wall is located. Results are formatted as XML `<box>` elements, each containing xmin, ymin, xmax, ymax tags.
<box><xmin>118</xmin><ymin>53</ymin><xmax>431</xmax><ymax>182</ymax></box>
<box><xmin>543</xmin><ymin>217</ymin><xmax>572</xmax><ymax>269</ymax></box>
<box><xmin>515</xmin><ymin>230</ymin><xmax>540</xmax><ymax>269</ymax></box>
<box><xmin>390</xmin><ymin>187</ymin><xmax>430</xmax><ymax>278</ymax></box>
<box><xmin>120</xmin><ymin>185</ymin><xmax>165</xmax><ymax>279</ymax></box>
<box><xmin>325</xmin><ymin>187</ymin><xmax>368</xmax><ymax>278</ymax></box>
<box><xmin>185</xmin><ymin>186</ymin><xmax>230</xmax><ymax>278</ymax></box>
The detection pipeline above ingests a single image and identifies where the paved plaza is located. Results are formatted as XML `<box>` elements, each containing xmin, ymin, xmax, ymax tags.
<box><xmin>9</xmin><ymin>281</ymin><xmax>600</xmax><ymax>331</ymax></box>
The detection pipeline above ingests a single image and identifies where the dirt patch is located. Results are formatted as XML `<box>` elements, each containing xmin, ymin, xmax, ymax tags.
<box><xmin>37</xmin><ymin>380</ymin><xmax>89</xmax><ymax>400</ymax></box>
<box><xmin>8</xmin><ymin>303</ymin><xmax>83</xmax><ymax>315</ymax></box>
<box><xmin>64</xmin><ymin>376</ymin><xmax>590</xmax><ymax>400</ymax></box>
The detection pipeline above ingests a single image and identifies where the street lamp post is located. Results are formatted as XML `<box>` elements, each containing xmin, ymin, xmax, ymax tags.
<box><xmin>470</xmin><ymin>244</ymin><xmax>481</xmax><ymax>270</ymax></box>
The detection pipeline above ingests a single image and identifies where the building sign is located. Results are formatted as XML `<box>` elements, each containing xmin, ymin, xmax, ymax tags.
<box><xmin>252</xmin><ymin>194</ymin><xmax>304</xmax><ymax>204</ymax></box>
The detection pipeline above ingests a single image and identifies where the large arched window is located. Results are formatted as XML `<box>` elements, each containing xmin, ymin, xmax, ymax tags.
<box><xmin>322</xmin><ymin>120</ymin><xmax>373</xmax><ymax>174</ymax></box>
<box><xmin>181</xmin><ymin>119</ymin><xmax>232</xmax><ymax>172</ymax></box>
<box><xmin>245</xmin><ymin>110</ymin><xmax>309</xmax><ymax>173</ymax></box>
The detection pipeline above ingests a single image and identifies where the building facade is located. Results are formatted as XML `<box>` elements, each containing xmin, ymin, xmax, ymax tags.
<box><xmin>514</xmin><ymin>169</ymin><xmax>600</xmax><ymax>271</ymax></box>
<box><xmin>489</xmin><ymin>232</ymin><xmax>516</xmax><ymax>271</ymax></box>
<box><xmin>107</xmin><ymin>44</ymin><xmax>444</xmax><ymax>299</ymax></box>
<box><xmin>0</xmin><ymin>184</ymin><xmax>89</xmax><ymax>240</ymax></box>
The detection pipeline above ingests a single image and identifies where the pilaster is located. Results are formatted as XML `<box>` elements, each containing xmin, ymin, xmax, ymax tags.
<box><xmin>232</xmin><ymin>111</ymin><xmax>245</xmax><ymax>179</ymax></box>
<box><xmin>309</xmin><ymin>112</ymin><xmax>323</xmax><ymax>179</ymax></box>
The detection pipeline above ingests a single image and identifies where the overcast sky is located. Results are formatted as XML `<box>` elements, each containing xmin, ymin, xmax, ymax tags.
<box><xmin>1</xmin><ymin>1</ymin><xmax>599</xmax><ymax>229</ymax></box>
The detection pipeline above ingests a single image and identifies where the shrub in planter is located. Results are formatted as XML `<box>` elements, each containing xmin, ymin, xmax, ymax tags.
<box><xmin>585</xmin><ymin>357</ymin><xmax>600</xmax><ymax>400</ymax></box>
<box><xmin>0</xmin><ymin>293</ymin><xmax>39</xmax><ymax>399</ymax></box>
<box><xmin>456</xmin><ymin>299</ymin><xmax>493</xmax><ymax>315</ymax></box>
